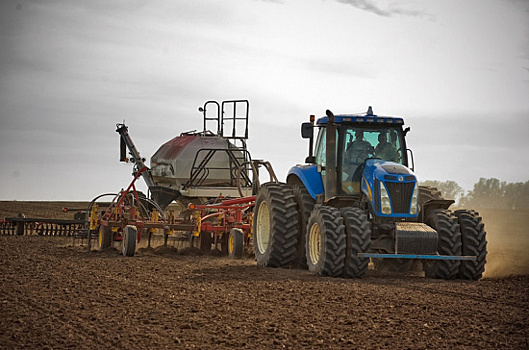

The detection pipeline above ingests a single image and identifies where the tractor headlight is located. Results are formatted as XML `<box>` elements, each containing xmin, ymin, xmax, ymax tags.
<box><xmin>380</xmin><ymin>182</ymin><xmax>392</xmax><ymax>215</ymax></box>
<box><xmin>409</xmin><ymin>183</ymin><xmax>419</xmax><ymax>215</ymax></box>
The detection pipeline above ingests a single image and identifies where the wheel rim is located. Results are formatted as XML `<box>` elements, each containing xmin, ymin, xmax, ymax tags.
<box><xmin>256</xmin><ymin>201</ymin><xmax>270</xmax><ymax>254</ymax></box>
<box><xmin>308</xmin><ymin>223</ymin><xmax>321</xmax><ymax>265</ymax></box>
<box><xmin>122</xmin><ymin>230</ymin><xmax>127</xmax><ymax>255</ymax></box>
<box><xmin>98</xmin><ymin>227</ymin><xmax>104</xmax><ymax>247</ymax></box>
<box><xmin>228</xmin><ymin>232</ymin><xmax>234</xmax><ymax>254</ymax></box>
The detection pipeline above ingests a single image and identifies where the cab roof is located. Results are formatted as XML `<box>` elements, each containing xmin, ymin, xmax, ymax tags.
<box><xmin>316</xmin><ymin>114</ymin><xmax>405</xmax><ymax>125</ymax></box>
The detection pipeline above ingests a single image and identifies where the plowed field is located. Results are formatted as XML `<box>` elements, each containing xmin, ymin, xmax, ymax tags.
<box><xmin>1</xmin><ymin>202</ymin><xmax>528</xmax><ymax>349</ymax></box>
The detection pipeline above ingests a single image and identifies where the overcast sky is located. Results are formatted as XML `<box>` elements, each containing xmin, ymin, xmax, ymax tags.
<box><xmin>1</xmin><ymin>0</ymin><xmax>528</xmax><ymax>201</ymax></box>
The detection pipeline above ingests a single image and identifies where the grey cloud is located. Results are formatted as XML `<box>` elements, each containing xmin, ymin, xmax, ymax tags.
<box><xmin>335</xmin><ymin>0</ymin><xmax>426</xmax><ymax>18</ymax></box>
<box><xmin>305</xmin><ymin>57</ymin><xmax>375</xmax><ymax>79</ymax></box>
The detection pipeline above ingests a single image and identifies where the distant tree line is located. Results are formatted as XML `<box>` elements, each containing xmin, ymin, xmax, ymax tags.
<box><xmin>420</xmin><ymin>178</ymin><xmax>529</xmax><ymax>209</ymax></box>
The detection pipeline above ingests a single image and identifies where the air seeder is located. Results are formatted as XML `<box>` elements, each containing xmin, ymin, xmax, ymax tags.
<box><xmin>253</xmin><ymin>108</ymin><xmax>487</xmax><ymax>280</ymax></box>
<box><xmin>88</xmin><ymin>100</ymin><xmax>276</xmax><ymax>257</ymax></box>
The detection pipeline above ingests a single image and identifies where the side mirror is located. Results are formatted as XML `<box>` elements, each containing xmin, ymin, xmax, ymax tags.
<box><xmin>404</xmin><ymin>127</ymin><xmax>411</xmax><ymax>136</ymax></box>
<box><xmin>301</xmin><ymin>122</ymin><xmax>313</xmax><ymax>139</ymax></box>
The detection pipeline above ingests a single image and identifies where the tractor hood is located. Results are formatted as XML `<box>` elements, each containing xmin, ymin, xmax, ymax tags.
<box><xmin>363</xmin><ymin>159</ymin><xmax>415</xmax><ymax>181</ymax></box>
<box><xmin>361</xmin><ymin>159</ymin><xmax>419</xmax><ymax>218</ymax></box>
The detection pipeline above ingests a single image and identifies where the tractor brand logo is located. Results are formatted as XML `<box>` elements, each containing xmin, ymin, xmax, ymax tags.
<box><xmin>398</xmin><ymin>176</ymin><xmax>404</xmax><ymax>182</ymax></box>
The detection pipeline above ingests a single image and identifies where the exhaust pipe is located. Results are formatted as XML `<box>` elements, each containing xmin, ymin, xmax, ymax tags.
<box><xmin>325</xmin><ymin>109</ymin><xmax>337</xmax><ymax>201</ymax></box>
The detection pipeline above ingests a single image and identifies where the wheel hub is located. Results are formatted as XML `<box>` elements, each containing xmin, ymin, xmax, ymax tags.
<box><xmin>308</xmin><ymin>223</ymin><xmax>321</xmax><ymax>265</ymax></box>
<box><xmin>256</xmin><ymin>201</ymin><xmax>270</xmax><ymax>254</ymax></box>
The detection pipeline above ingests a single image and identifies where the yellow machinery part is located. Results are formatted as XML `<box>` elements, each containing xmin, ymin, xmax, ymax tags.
<box><xmin>89</xmin><ymin>204</ymin><xmax>99</xmax><ymax>230</ymax></box>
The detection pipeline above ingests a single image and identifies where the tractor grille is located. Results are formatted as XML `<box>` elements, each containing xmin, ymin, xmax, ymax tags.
<box><xmin>385</xmin><ymin>181</ymin><xmax>414</xmax><ymax>214</ymax></box>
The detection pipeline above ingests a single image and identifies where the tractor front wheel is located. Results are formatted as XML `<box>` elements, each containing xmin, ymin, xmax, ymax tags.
<box><xmin>423</xmin><ymin>209</ymin><xmax>462</xmax><ymax>279</ymax></box>
<box><xmin>341</xmin><ymin>207</ymin><xmax>371</xmax><ymax>278</ymax></box>
<box><xmin>306</xmin><ymin>206</ymin><xmax>346</xmax><ymax>277</ymax></box>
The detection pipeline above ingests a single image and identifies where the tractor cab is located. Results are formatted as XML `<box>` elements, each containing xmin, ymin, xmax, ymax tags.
<box><xmin>313</xmin><ymin>116</ymin><xmax>409</xmax><ymax>195</ymax></box>
<box><xmin>295</xmin><ymin>107</ymin><xmax>416</xmax><ymax>213</ymax></box>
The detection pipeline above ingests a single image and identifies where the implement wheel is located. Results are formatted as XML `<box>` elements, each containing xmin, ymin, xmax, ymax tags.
<box><xmin>228</xmin><ymin>228</ymin><xmax>244</xmax><ymax>259</ymax></box>
<box><xmin>423</xmin><ymin>209</ymin><xmax>462</xmax><ymax>279</ymax></box>
<box><xmin>306</xmin><ymin>206</ymin><xmax>346</xmax><ymax>277</ymax></box>
<box><xmin>455</xmin><ymin>210</ymin><xmax>487</xmax><ymax>280</ymax></box>
<box><xmin>98</xmin><ymin>225</ymin><xmax>112</xmax><ymax>250</ymax></box>
<box><xmin>122</xmin><ymin>225</ymin><xmax>137</xmax><ymax>257</ymax></box>
<box><xmin>253</xmin><ymin>183</ymin><xmax>299</xmax><ymax>267</ymax></box>
<box><xmin>341</xmin><ymin>207</ymin><xmax>371</xmax><ymax>278</ymax></box>
<box><xmin>199</xmin><ymin>231</ymin><xmax>212</xmax><ymax>253</ymax></box>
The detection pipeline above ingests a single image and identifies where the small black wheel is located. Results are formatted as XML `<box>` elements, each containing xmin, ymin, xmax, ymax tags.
<box><xmin>253</xmin><ymin>183</ymin><xmax>299</xmax><ymax>268</ymax></box>
<box><xmin>455</xmin><ymin>210</ymin><xmax>487</xmax><ymax>280</ymax></box>
<box><xmin>199</xmin><ymin>231</ymin><xmax>212</xmax><ymax>253</ymax></box>
<box><xmin>122</xmin><ymin>225</ymin><xmax>137</xmax><ymax>257</ymax></box>
<box><xmin>228</xmin><ymin>228</ymin><xmax>244</xmax><ymax>259</ymax></box>
<box><xmin>98</xmin><ymin>225</ymin><xmax>112</xmax><ymax>250</ymax></box>
<box><xmin>292</xmin><ymin>185</ymin><xmax>315</xmax><ymax>269</ymax></box>
<box><xmin>341</xmin><ymin>207</ymin><xmax>371</xmax><ymax>278</ymax></box>
<box><xmin>423</xmin><ymin>209</ymin><xmax>462</xmax><ymax>279</ymax></box>
<box><xmin>306</xmin><ymin>206</ymin><xmax>346</xmax><ymax>277</ymax></box>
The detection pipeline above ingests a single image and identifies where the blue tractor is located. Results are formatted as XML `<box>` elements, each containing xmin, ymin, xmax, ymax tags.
<box><xmin>252</xmin><ymin>107</ymin><xmax>487</xmax><ymax>280</ymax></box>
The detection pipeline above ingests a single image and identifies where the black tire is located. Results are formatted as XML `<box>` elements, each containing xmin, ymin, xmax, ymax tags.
<box><xmin>218</xmin><ymin>232</ymin><xmax>229</xmax><ymax>255</ymax></box>
<box><xmin>228</xmin><ymin>228</ymin><xmax>244</xmax><ymax>259</ymax></box>
<box><xmin>292</xmin><ymin>185</ymin><xmax>316</xmax><ymax>269</ymax></box>
<box><xmin>455</xmin><ymin>210</ymin><xmax>487</xmax><ymax>280</ymax></box>
<box><xmin>423</xmin><ymin>209</ymin><xmax>462</xmax><ymax>279</ymax></box>
<box><xmin>98</xmin><ymin>225</ymin><xmax>112</xmax><ymax>250</ymax></box>
<box><xmin>199</xmin><ymin>231</ymin><xmax>212</xmax><ymax>253</ymax></box>
<box><xmin>418</xmin><ymin>186</ymin><xmax>443</xmax><ymax>220</ymax></box>
<box><xmin>341</xmin><ymin>207</ymin><xmax>371</xmax><ymax>278</ymax></box>
<box><xmin>419</xmin><ymin>186</ymin><xmax>443</xmax><ymax>203</ymax></box>
<box><xmin>253</xmin><ymin>183</ymin><xmax>299</xmax><ymax>268</ymax></box>
<box><xmin>122</xmin><ymin>225</ymin><xmax>137</xmax><ymax>257</ymax></box>
<box><xmin>306</xmin><ymin>206</ymin><xmax>346</xmax><ymax>277</ymax></box>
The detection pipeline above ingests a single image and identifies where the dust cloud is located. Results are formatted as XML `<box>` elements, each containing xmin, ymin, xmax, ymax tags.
<box><xmin>476</xmin><ymin>209</ymin><xmax>529</xmax><ymax>278</ymax></box>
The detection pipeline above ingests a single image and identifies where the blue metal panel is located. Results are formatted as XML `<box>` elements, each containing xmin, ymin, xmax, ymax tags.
<box><xmin>287</xmin><ymin>165</ymin><xmax>324</xmax><ymax>199</ymax></box>
<box><xmin>361</xmin><ymin>159</ymin><xmax>419</xmax><ymax>219</ymax></box>
<box><xmin>358</xmin><ymin>253</ymin><xmax>477</xmax><ymax>261</ymax></box>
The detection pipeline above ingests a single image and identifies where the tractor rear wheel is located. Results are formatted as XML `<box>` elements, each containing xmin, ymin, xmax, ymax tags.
<box><xmin>292</xmin><ymin>185</ymin><xmax>315</xmax><ymax>269</ymax></box>
<box><xmin>98</xmin><ymin>225</ymin><xmax>112</xmax><ymax>250</ymax></box>
<box><xmin>423</xmin><ymin>209</ymin><xmax>462</xmax><ymax>279</ymax></box>
<box><xmin>253</xmin><ymin>183</ymin><xmax>299</xmax><ymax>267</ymax></box>
<box><xmin>341</xmin><ymin>207</ymin><xmax>371</xmax><ymax>278</ymax></box>
<box><xmin>455</xmin><ymin>210</ymin><xmax>487</xmax><ymax>280</ymax></box>
<box><xmin>122</xmin><ymin>225</ymin><xmax>137</xmax><ymax>257</ymax></box>
<box><xmin>228</xmin><ymin>228</ymin><xmax>244</xmax><ymax>259</ymax></box>
<box><xmin>306</xmin><ymin>206</ymin><xmax>346</xmax><ymax>277</ymax></box>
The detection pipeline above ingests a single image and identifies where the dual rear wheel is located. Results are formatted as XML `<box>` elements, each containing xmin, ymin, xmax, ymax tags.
<box><xmin>306</xmin><ymin>206</ymin><xmax>371</xmax><ymax>278</ymax></box>
<box><xmin>252</xmin><ymin>182</ymin><xmax>371</xmax><ymax>278</ymax></box>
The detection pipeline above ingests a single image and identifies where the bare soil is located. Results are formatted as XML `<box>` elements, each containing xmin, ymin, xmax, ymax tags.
<box><xmin>1</xmin><ymin>202</ymin><xmax>528</xmax><ymax>349</ymax></box>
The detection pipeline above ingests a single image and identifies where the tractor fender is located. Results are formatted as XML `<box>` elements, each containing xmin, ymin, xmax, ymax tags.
<box><xmin>287</xmin><ymin>165</ymin><xmax>324</xmax><ymax>200</ymax></box>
